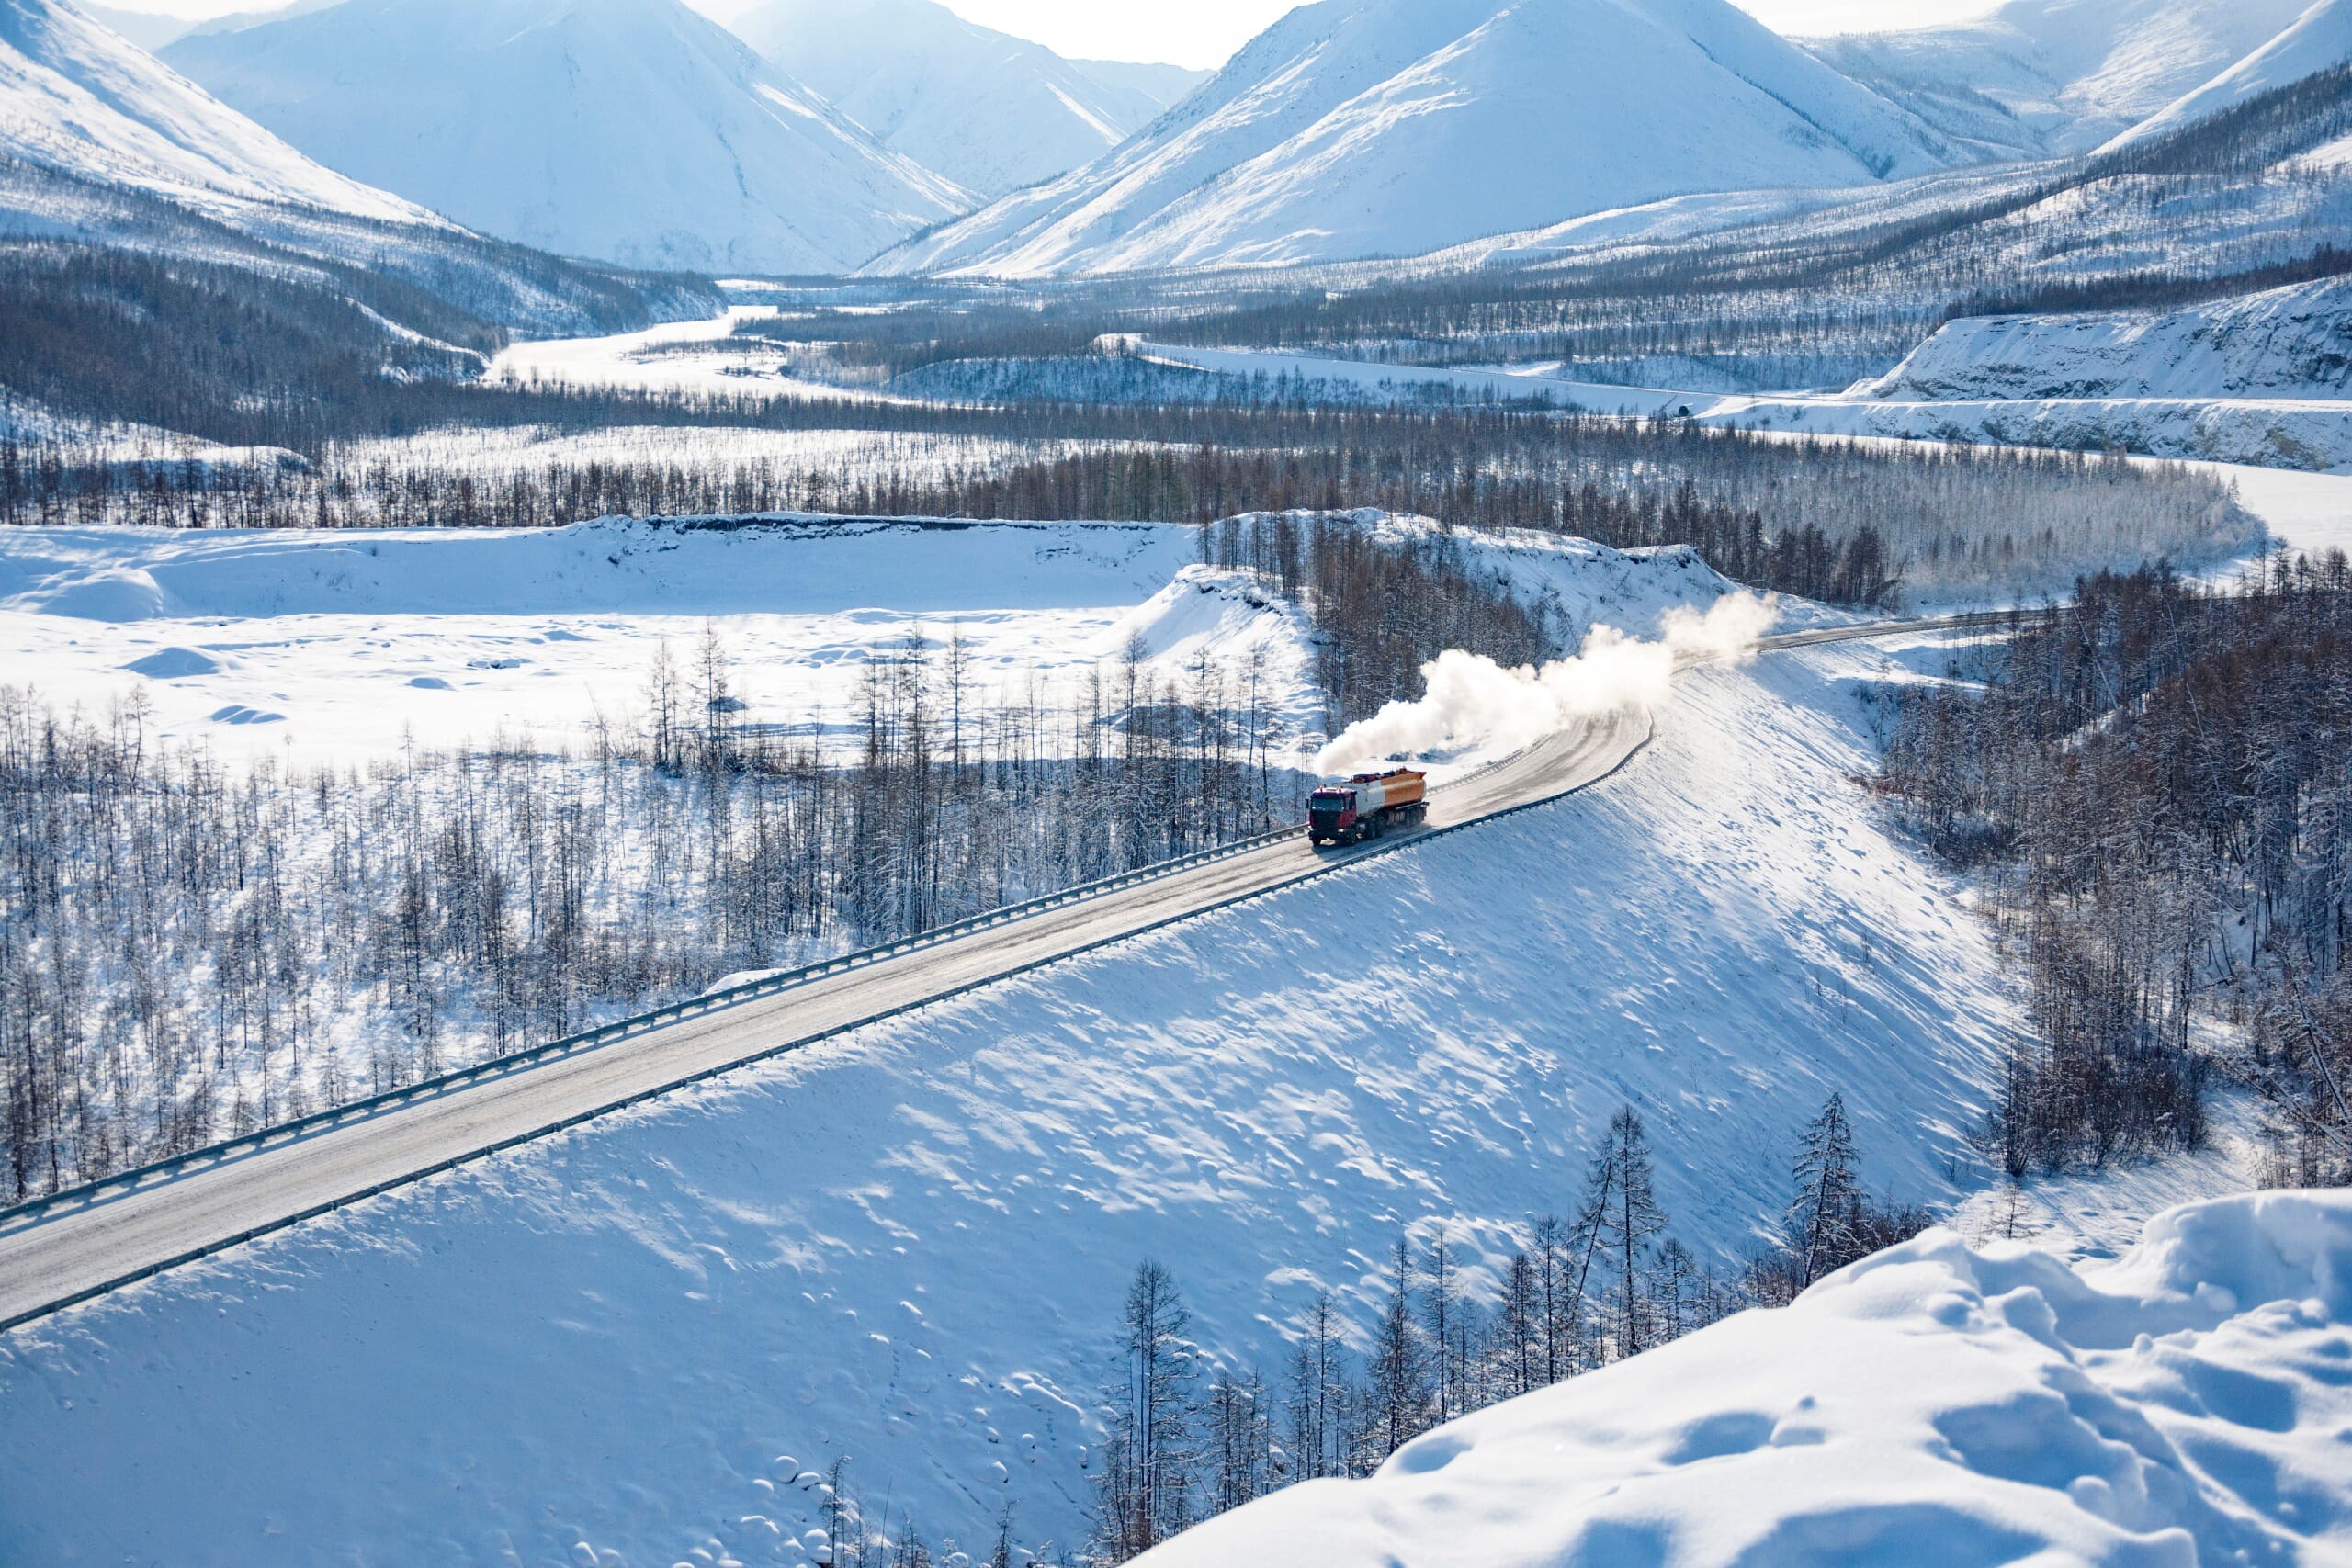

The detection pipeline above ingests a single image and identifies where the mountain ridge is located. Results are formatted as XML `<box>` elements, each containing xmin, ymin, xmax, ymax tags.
<box><xmin>729</xmin><ymin>0</ymin><xmax>1206</xmax><ymax>197</ymax></box>
<box><xmin>161</xmin><ymin>0</ymin><xmax>974</xmax><ymax>274</ymax></box>
<box><xmin>867</xmin><ymin>0</ymin><xmax>1969</xmax><ymax>278</ymax></box>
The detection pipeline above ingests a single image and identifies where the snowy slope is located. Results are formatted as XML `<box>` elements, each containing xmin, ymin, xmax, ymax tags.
<box><xmin>74</xmin><ymin>2</ymin><xmax>192</xmax><ymax>51</ymax></box>
<box><xmin>2110</xmin><ymin>0</ymin><xmax>2352</xmax><ymax>148</ymax></box>
<box><xmin>1813</xmin><ymin>0</ymin><xmax>2318</xmax><ymax>158</ymax></box>
<box><xmin>869</xmin><ymin>0</ymin><xmax>1963</xmax><ymax>277</ymax></box>
<box><xmin>0</xmin><ymin>0</ymin><xmax>432</xmax><ymax>223</ymax></box>
<box><xmin>0</xmin><ymin>616</ymin><xmax>2026</xmax><ymax>1562</ymax></box>
<box><xmin>161</xmin><ymin>0</ymin><xmax>974</xmax><ymax>273</ymax></box>
<box><xmin>0</xmin><ymin>0</ymin><xmax>727</xmax><ymax>342</ymax></box>
<box><xmin>731</xmin><ymin>0</ymin><xmax>1205</xmax><ymax>197</ymax></box>
<box><xmin>1868</xmin><ymin>276</ymin><xmax>2352</xmax><ymax>402</ymax></box>
<box><xmin>1143</xmin><ymin>1190</ymin><xmax>2352</xmax><ymax>1568</ymax></box>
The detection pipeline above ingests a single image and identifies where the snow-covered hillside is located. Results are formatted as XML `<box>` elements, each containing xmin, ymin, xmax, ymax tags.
<box><xmin>161</xmin><ymin>0</ymin><xmax>973</xmax><ymax>273</ymax></box>
<box><xmin>2110</xmin><ymin>0</ymin><xmax>2352</xmax><ymax>148</ymax></box>
<box><xmin>0</xmin><ymin>622</ymin><xmax>2037</xmax><ymax>1562</ymax></box>
<box><xmin>0</xmin><ymin>0</ymin><xmax>722</xmax><ymax>342</ymax></box>
<box><xmin>1813</xmin><ymin>0</ymin><xmax>2318</xmax><ymax>158</ymax></box>
<box><xmin>731</xmin><ymin>0</ymin><xmax>1205</xmax><ymax>197</ymax></box>
<box><xmin>1867</xmin><ymin>276</ymin><xmax>2352</xmax><ymax>402</ymax></box>
<box><xmin>1143</xmin><ymin>1189</ymin><xmax>2352</xmax><ymax>1568</ymax></box>
<box><xmin>75</xmin><ymin>1</ymin><xmax>193</xmax><ymax>51</ymax></box>
<box><xmin>0</xmin><ymin>0</ymin><xmax>431</xmax><ymax>224</ymax></box>
<box><xmin>869</xmin><ymin>0</ymin><xmax>1963</xmax><ymax>277</ymax></box>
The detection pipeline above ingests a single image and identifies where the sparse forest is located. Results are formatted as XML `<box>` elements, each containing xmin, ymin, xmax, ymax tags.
<box><xmin>1882</xmin><ymin>554</ymin><xmax>2352</xmax><ymax>1177</ymax></box>
<box><xmin>2</xmin><ymin>398</ymin><xmax>2251</xmax><ymax>604</ymax></box>
<box><xmin>0</xmin><ymin>506</ymin><xmax>1566</xmax><ymax>1197</ymax></box>
<box><xmin>805</xmin><ymin>1099</ymin><xmax>1925</xmax><ymax>1566</ymax></box>
<box><xmin>0</xmin><ymin>626</ymin><xmax>1307</xmax><ymax>1201</ymax></box>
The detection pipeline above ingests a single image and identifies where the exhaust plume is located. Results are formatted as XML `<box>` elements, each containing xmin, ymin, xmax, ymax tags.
<box><xmin>1315</xmin><ymin>592</ymin><xmax>1778</xmax><ymax>774</ymax></box>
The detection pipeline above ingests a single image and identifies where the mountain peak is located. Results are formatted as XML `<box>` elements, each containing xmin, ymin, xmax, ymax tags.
<box><xmin>729</xmin><ymin>0</ymin><xmax>1206</xmax><ymax>197</ymax></box>
<box><xmin>161</xmin><ymin>0</ymin><xmax>975</xmax><ymax>273</ymax></box>
<box><xmin>0</xmin><ymin>0</ymin><xmax>431</xmax><ymax>222</ymax></box>
<box><xmin>872</xmin><ymin>0</ymin><xmax>1962</xmax><ymax>277</ymax></box>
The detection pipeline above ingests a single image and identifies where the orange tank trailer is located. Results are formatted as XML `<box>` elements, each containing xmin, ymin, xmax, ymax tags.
<box><xmin>1306</xmin><ymin>768</ymin><xmax>1429</xmax><ymax>846</ymax></box>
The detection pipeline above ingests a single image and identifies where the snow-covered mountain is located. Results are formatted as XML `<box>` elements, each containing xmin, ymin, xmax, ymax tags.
<box><xmin>2109</xmin><ymin>0</ymin><xmax>2352</xmax><ymax>148</ymax></box>
<box><xmin>729</xmin><ymin>0</ymin><xmax>1207</xmax><ymax>197</ymax></box>
<box><xmin>74</xmin><ymin>2</ymin><xmax>192</xmax><ymax>51</ymax></box>
<box><xmin>1813</xmin><ymin>0</ymin><xmax>2320</xmax><ymax>158</ymax></box>
<box><xmin>1140</xmin><ymin>1191</ymin><xmax>2352</xmax><ymax>1568</ymax></box>
<box><xmin>0</xmin><ymin>0</ymin><xmax>431</xmax><ymax>224</ymax></box>
<box><xmin>161</xmin><ymin>0</ymin><xmax>975</xmax><ymax>274</ymax></box>
<box><xmin>869</xmin><ymin>0</ymin><xmax>1967</xmax><ymax>278</ymax></box>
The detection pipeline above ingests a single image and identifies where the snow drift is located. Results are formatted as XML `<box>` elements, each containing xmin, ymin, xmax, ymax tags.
<box><xmin>1142</xmin><ymin>1188</ymin><xmax>2352</xmax><ymax>1568</ymax></box>
<box><xmin>1317</xmin><ymin>592</ymin><xmax>1779</xmax><ymax>773</ymax></box>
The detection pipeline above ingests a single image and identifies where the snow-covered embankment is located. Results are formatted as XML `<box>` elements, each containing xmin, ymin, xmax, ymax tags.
<box><xmin>1144</xmin><ymin>1189</ymin><xmax>2352</xmax><ymax>1568</ymax></box>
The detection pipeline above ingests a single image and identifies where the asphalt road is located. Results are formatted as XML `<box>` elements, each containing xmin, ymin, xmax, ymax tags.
<box><xmin>0</xmin><ymin>615</ymin><xmax>1984</xmax><ymax>1331</ymax></box>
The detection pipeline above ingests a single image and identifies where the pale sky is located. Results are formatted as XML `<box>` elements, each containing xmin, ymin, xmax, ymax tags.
<box><xmin>103</xmin><ymin>0</ymin><xmax>2013</xmax><ymax>73</ymax></box>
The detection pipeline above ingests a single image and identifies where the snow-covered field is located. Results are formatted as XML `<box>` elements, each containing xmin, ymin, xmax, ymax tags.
<box><xmin>0</xmin><ymin>628</ymin><xmax>2049</xmax><ymax>1563</ymax></box>
<box><xmin>1145</xmin><ymin>1188</ymin><xmax>2352</xmax><ymax>1568</ymax></box>
<box><xmin>487</xmin><ymin>309</ymin><xmax>910</xmax><ymax>400</ymax></box>
<box><xmin>0</xmin><ymin>516</ymin><xmax>1211</xmax><ymax>761</ymax></box>
<box><xmin>0</xmin><ymin>513</ymin><xmax>1796</xmax><ymax>767</ymax></box>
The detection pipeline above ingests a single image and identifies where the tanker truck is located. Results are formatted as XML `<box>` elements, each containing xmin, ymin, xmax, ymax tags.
<box><xmin>1307</xmin><ymin>769</ymin><xmax>1429</xmax><ymax>846</ymax></box>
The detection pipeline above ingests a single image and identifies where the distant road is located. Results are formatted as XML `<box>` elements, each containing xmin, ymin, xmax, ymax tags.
<box><xmin>0</xmin><ymin>614</ymin><xmax>1992</xmax><ymax>1332</ymax></box>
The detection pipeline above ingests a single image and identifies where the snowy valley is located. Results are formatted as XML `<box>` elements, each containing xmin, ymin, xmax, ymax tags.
<box><xmin>5</xmin><ymin>0</ymin><xmax>2352</xmax><ymax>1562</ymax></box>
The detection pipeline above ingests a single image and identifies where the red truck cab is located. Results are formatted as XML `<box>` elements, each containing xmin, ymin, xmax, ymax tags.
<box><xmin>1307</xmin><ymin>769</ymin><xmax>1429</xmax><ymax>846</ymax></box>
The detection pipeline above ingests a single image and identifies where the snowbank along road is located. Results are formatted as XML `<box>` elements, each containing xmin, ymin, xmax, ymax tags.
<box><xmin>0</xmin><ymin>615</ymin><xmax>2003</xmax><ymax>1332</ymax></box>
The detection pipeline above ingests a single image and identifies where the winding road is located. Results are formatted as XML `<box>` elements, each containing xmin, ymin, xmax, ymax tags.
<box><xmin>0</xmin><ymin>615</ymin><xmax>1996</xmax><ymax>1332</ymax></box>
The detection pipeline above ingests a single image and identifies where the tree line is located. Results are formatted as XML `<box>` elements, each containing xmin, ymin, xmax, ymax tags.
<box><xmin>1881</xmin><ymin>554</ymin><xmax>2352</xmax><ymax>1177</ymax></box>
<box><xmin>2</xmin><ymin>400</ymin><xmax>2248</xmax><ymax>604</ymax></box>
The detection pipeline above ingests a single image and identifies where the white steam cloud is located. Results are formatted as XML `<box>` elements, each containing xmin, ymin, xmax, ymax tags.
<box><xmin>1315</xmin><ymin>592</ymin><xmax>1780</xmax><ymax>775</ymax></box>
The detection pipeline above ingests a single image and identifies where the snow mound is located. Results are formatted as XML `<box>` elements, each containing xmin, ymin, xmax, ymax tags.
<box><xmin>1109</xmin><ymin>563</ymin><xmax>1313</xmax><ymax>665</ymax></box>
<box><xmin>1143</xmin><ymin>1189</ymin><xmax>2352</xmax><ymax>1568</ymax></box>
<box><xmin>121</xmin><ymin>646</ymin><xmax>220</xmax><ymax>679</ymax></box>
<box><xmin>1106</xmin><ymin>564</ymin><xmax>1325</xmax><ymax>741</ymax></box>
<box><xmin>870</xmin><ymin>0</ymin><xmax>1962</xmax><ymax>276</ymax></box>
<box><xmin>161</xmin><ymin>0</ymin><xmax>972</xmax><ymax>273</ymax></box>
